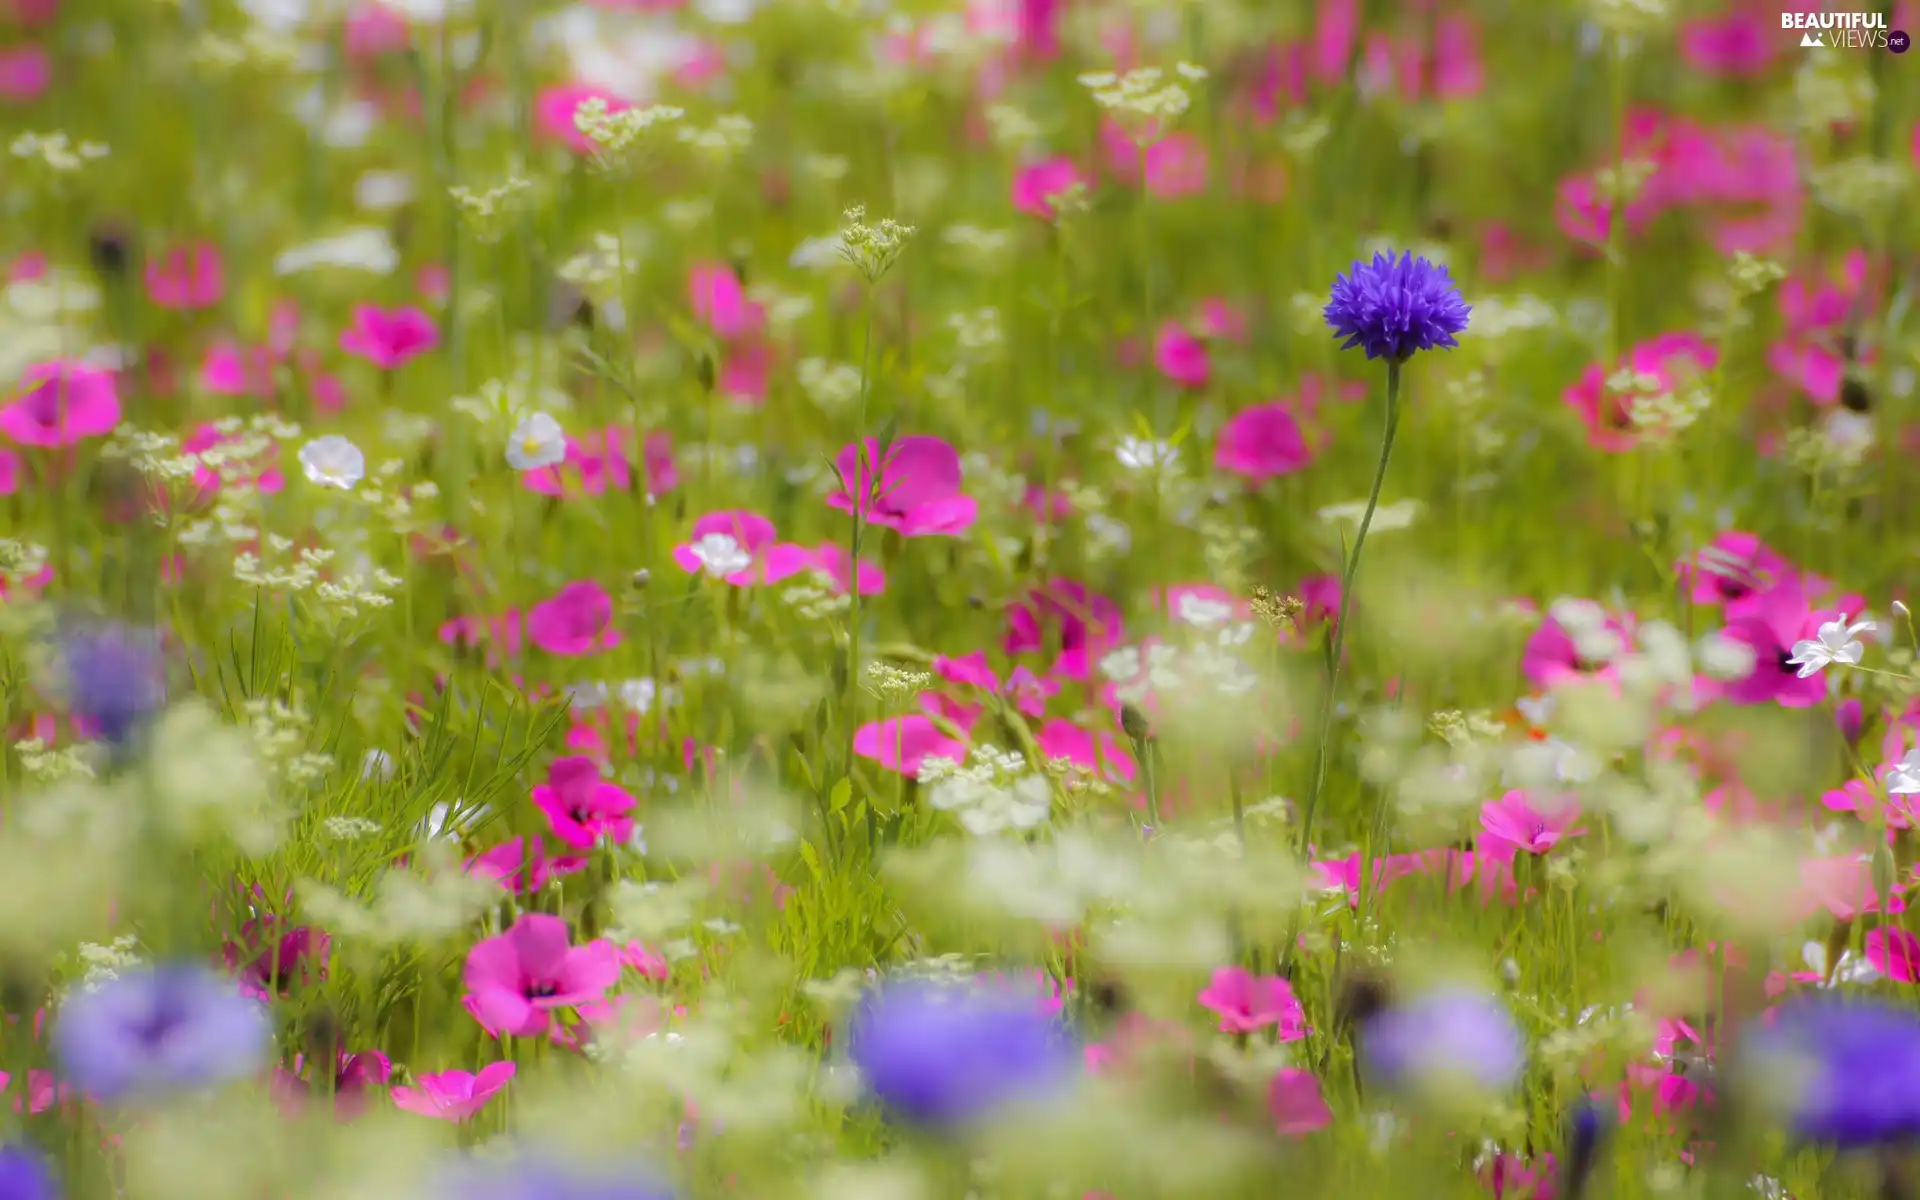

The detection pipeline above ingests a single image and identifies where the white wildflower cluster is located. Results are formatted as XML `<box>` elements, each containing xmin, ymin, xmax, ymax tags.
<box><xmin>315</xmin><ymin>565</ymin><xmax>403</xmax><ymax>619</ymax></box>
<box><xmin>1782</xmin><ymin>418</ymin><xmax>1873</xmax><ymax>477</ymax></box>
<box><xmin>573</xmin><ymin>98</ymin><xmax>685</xmax><ymax>171</ymax></box>
<box><xmin>1318</xmin><ymin>497</ymin><xmax>1423</xmax><ymax>532</ymax></box>
<box><xmin>190</xmin><ymin>26</ymin><xmax>299</xmax><ymax>72</ymax></box>
<box><xmin>1728</xmin><ymin>251</ymin><xmax>1786</xmax><ymax>298</ymax></box>
<box><xmin>1078</xmin><ymin>65</ymin><xmax>1204</xmax><ymax>140</ymax></box>
<box><xmin>1609</xmin><ymin>367</ymin><xmax>1711</xmax><ymax>439</ymax></box>
<box><xmin>1114</xmin><ymin>435</ymin><xmax>1180</xmax><ymax>475</ymax></box>
<box><xmin>321</xmin><ymin>815</ymin><xmax>383</xmax><ymax>842</ymax></box>
<box><xmin>779</xmin><ymin>572</ymin><xmax>852</xmax><ymax>622</ymax></box>
<box><xmin>10</xmin><ymin>131</ymin><xmax>109</xmax><ymax>175</ymax></box>
<box><xmin>449</xmin><ymin>175</ymin><xmax>534</xmax><ymax>241</ymax></box>
<box><xmin>1810</xmin><ymin>156</ymin><xmax>1910</xmax><ymax>223</ymax></box>
<box><xmin>865</xmin><ymin>661</ymin><xmax>932</xmax><ymax>700</ymax></box>
<box><xmin>242</xmin><ymin>697</ymin><xmax>335</xmax><ymax>787</ymax></box>
<box><xmin>231</xmin><ymin>539</ymin><xmax>330</xmax><ymax>590</ymax></box>
<box><xmin>837</xmin><ymin>205</ymin><xmax>917</xmax><ymax>283</ymax></box>
<box><xmin>556</xmin><ymin>231</ymin><xmax>635</xmax><ymax>299</ymax></box>
<box><xmin>1467</xmin><ymin>295</ymin><xmax>1558</xmax><ymax>341</ymax></box>
<box><xmin>1102</xmin><ymin>611</ymin><xmax>1260</xmax><ymax>708</ymax></box>
<box><xmin>983</xmin><ymin>104</ymin><xmax>1042</xmax><ymax>151</ymax></box>
<box><xmin>608</xmin><ymin>877</ymin><xmax>713</xmax><ymax>959</ymax></box>
<box><xmin>69</xmin><ymin>935</ymin><xmax>143</xmax><ymax>996</ymax></box>
<box><xmin>13</xmin><ymin>737</ymin><xmax>97</xmax><ymax>784</ymax></box>
<box><xmin>1794</xmin><ymin>52</ymin><xmax>1875</xmax><ymax>131</ymax></box>
<box><xmin>0</xmin><ymin>538</ymin><xmax>49</xmax><ymax>584</ymax></box>
<box><xmin>921</xmin><ymin>745</ymin><xmax>1053</xmax><ymax>837</ymax></box>
<box><xmin>452</xmin><ymin>375</ymin><xmax>573</xmax><ymax>429</ymax></box>
<box><xmin>748</xmin><ymin>283</ymin><xmax>814</xmax><ymax>331</ymax></box>
<box><xmin>675</xmin><ymin>113</ymin><xmax>754</xmax><ymax>160</ymax></box>
<box><xmin>946</xmin><ymin>307</ymin><xmax>1004</xmax><ymax>361</ymax></box>
<box><xmin>939</xmin><ymin>223</ymin><xmax>1013</xmax><ymax>263</ymax></box>
<box><xmin>1586</xmin><ymin>0</ymin><xmax>1672</xmax><ymax>39</ymax></box>
<box><xmin>1593</xmin><ymin>157</ymin><xmax>1659</xmax><ymax>205</ymax></box>
<box><xmin>101</xmin><ymin>428</ymin><xmax>202</xmax><ymax>498</ymax></box>
<box><xmin>148</xmin><ymin>700</ymin><xmax>286</xmax><ymax>856</ymax></box>
<box><xmin>299</xmin><ymin>841</ymin><xmax>499</xmax><ymax>946</ymax></box>
<box><xmin>1427</xmin><ymin>709</ymin><xmax>1510</xmax><ymax>749</ymax></box>
<box><xmin>796</xmin><ymin>358</ymin><xmax>863</xmax><ymax>410</ymax></box>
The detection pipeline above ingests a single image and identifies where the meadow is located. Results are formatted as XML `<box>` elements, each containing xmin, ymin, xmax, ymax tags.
<box><xmin>0</xmin><ymin>0</ymin><xmax>1918</xmax><ymax>1196</ymax></box>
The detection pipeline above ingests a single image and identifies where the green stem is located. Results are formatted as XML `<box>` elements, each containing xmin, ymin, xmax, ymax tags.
<box><xmin>1295</xmin><ymin>359</ymin><xmax>1404</xmax><ymax>860</ymax></box>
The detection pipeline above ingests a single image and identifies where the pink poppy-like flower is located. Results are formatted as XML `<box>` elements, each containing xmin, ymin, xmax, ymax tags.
<box><xmin>525</xmin><ymin>581</ymin><xmax>621</xmax><ymax>657</ymax></box>
<box><xmin>828</xmin><ymin>435</ymin><xmax>978</xmax><ymax>537</ymax></box>
<box><xmin>852</xmin><ymin>715</ymin><xmax>967</xmax><ymax>778</ymax></box>
<box><xmin>1003</xmin><ymin>579</ymin><xmax>1125</xmax><ymax>680</ymax></box>
<box><xmin>671</xmin><ymin>510</ymin><xmax>810</xmax><ymax>587</ymax></box>
<box><xmin>1197</xmin><ymin>966</ymin><xmax>1308</xmax><ymax>1038</ymax></box>
<box><xmin>932</xmin><ymin>651</ymin><xmax>1057</xmax><ymax>719</ymax></box>
<box><xmin>1035</xmin><ymin>718</ymin><xmax>1134</xmax><ymax>785</ymax></box>
<box><xmin>688</xmin><ymin>263</ymin><xmax>765</xmax><ymax>341</ymax></box>
<box><xmin>1677</xmin><ymin>530</ymin><xmax>1791</xmax><ymax>607</ymax></box>
<box><xmin>145</xmin><ymin>242</ymin><xmax>224</xmax><ymax>310</ymax></box>
<box><xmin>1479</xmin><ymin>790</ymin><xmax>1586</xmax><ymax>857</ymax></box>
<box><xmin>620</xmin><ymin>942</ymin><xmax>670</xmax><ymax>980</ymax></box>
<box><xmin>1867</xmin><ymin>928</ymin><xmax>1920</xmax><ymax>983</ymax></box>
<box><xmin>222</xmin><ymin>918</ymin><xmax>330</xmax><ymax>1002</ymax></box>
<box><xmin>0</xmin><ymin>360</ymin><xmax>121</xmax><ymax>447</ymax></box>
<box><xmin>339</xmin><ymin>304</ymin><xmax>438</xmax><ymax>369</ymax></box>
<box><xmin>1268</xmin><ymin>1068</ymin><xmax>1332</xmax><ymax>1136</ymax></box>
<box><xmin>1716</xmin><ymin>582</ymin><xmax>1833</xmax><ymax>708</ymax></box>
<box><xmin>535</xmin><ymin>83</ymin><xmax>633</xmax><ymax>154</ymax></box>
<box><xmin>1215</xmin><ymin>401</ymin><xmax>1311</xmax><ymax>480</ymax></box>
<box><xmin>1822</xmin><ymin>724</ymin><xmax>1920</xmax><ymax>830</ymax></box>
<box><xmin>1765</xmin><ymin>251</ymin><xmax>1875</xmax><ymax>406</ymax></box>
<box><xmin>1521</xmin><ymin>603</ymin><xmax>1634</xmax><ymax>689</ymax></box>
<box><xmin>532</xmin><ymin>755</ymin><xmax>637</xmax><ymax>849</ymax></box>
<box><xmin>1152</xmin><ymin>321</ymin><xmax>1209</xmax><ymax>388</ymax></box>
<box><xmin>391</xmin><ymin>1062</ymin><xmax>515</xmax><ymax>1121</ymax></box>
<box><xmin>1563</xmin><ymin>332</ymin><xmax>1717</xmax><ymax>452</ymax></box>
<box><xmin>462</xmin><ymin>913</ymin><xmax>622</xmax><ymax>1039</ymax></box>
<box><xmin>1011</xmin><ymin>156</ymin><xmax>1088</xmax><ymax>219</ymax></box>
<box><xmin>805</xmin><ymin>542</ymin><xmax>886</xmax><ymax>596</ymax></box>
<box><xmin>467</xmin><ymin>836</ymin><xmax>589</xmax><ymax>895</ymax></box>
<box><xmin>1789</xmin><ymin>854</ymin><xmax>1905</xmax><ymax>922</ymax></box>
<box><xmin>0</xmin><ymin>45</ymin><xmax>49</xmax><ymax>101</ymax></box>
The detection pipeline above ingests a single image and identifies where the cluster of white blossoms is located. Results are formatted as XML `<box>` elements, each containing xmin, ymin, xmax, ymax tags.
<box><xmin>921</xmin><ymin>746</ymin><xmax>1053</xmax><ymax>837</ymax></box>
<box><xmin>1101</xmin><ymin>601</ymin><xmax>1261</xmax><ymax>707</ymax></box>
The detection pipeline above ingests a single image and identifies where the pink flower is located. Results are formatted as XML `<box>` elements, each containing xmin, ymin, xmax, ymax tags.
<box><xmin>0</xmin><ymin>45</ymin><xmax>48</xmax><ymax>101</ymax></box>
<box><xmin>0</xmin><ymin>447</ymin><xmax>20</xmax><ymax>494</ymax></box>
<box><xmin>828</xmin><ymin>435</ymin><xmax>978</xmax><ymax>537</ymax></box>
<box><xmin>806</xmin><ymin>542</ymin><xmax>886</xmax><ymax>596</ymax></box>
<box><xmin>1790</xmin><ymin>855</ymin><xmax>1905</xmax><ymax>922</ymax></box>
<box><xmin>671</xmin><ymin>510</ymin><xmax>810</xmax><ymax>586</ymax></box>
<box><xmin>1479</xmin><ymin>790</ymin><xmax>1585</xmax><ymax>857</ymax></box>
<box><xmin>0</xmin><ymin>361</ymin><xmax>121</xmax><ymax>446</ymax></box>
<box><xmin>462</xmin><ymin>913</ymin><xmax>622</xmax><ymax>1039</ymax></box>
<box><xmin>1035</xmin><ymin>718</ymin><xmax>1135</xmax><ymax>784</ymax></box>
<box><xmin>1717</xmin><ymin>582</ymin><xmax>1832</xmax><ymax>708</ymax></box>
<box><xmin>1197</xmin><ymin>966</ymin><xmax>1308</xmax><ymax>1038</ymax></box>
<box><xmin>525</xmin><ymin>581</ymin><xmax>621</xmax><ymax>657</ymax></box>
<box><xmin>535</xmin><ymin>84</ymin><xmax>632</xmax><ymax>154</ymax></box>
<box><xmin>144</xmin><ymin>242</ymin><xmax>224</xmax><ymax>310</ymax></box>
<box><xmin>1521</xmin><ymin>605</ymin><xmax>1634</xmax><ymax>689</ymax></box>
<box><xmin>1563</xmin><ymin>332</ymin><xmax>1717</xmax><ymax>452</ymax></box>
<box><xmin>1823</xmin><ymin>724</ymin><xmax>1920</xmax><ymax>830</ymax></box>
<box><xmin>689</xmin><ymin>263</ymin><xmax>765</xmax><ymax>341</ymax></box>
<box><xmin>1011</xmin><ymin>157</ymin><xmax>1088</xmax><ymax>218</ymax></box>
<box><xmin>1003</xmin><ymin>580</ymin><xmax>1125</xmax><ymax>679</ymax></box>
<box><xmin>1765</xmin><ymin>251</ymin><xmax>1874</xmax><ymax>405</ymax></box>
<box><xmin>1215</xmin><ymin>401</ymin><xmax>1311</xmax><ymax>479</ymax></box>
<box><xmin>222</xmin><ymin>918</ymin><xmax>330</xmax><ymax>1001</ymax></box>
<box><xmin>1268</xmin><ymin>1068</ymin><xmax>1332</xmax><ymax>1135</ymax></box>
<box><xmin>1152</xmin><ymin>322</ymin><xmax>1209</xmax><ymax>388</ymax></box>
<box><xmin>467</xmin><ymin>837</ymin><xmax>589</xmax><ymax>894</ymax></box>
<box><xmin>391</xmin><ymin>1062</ymin><xmax>516</xmax><ymax>1121</ymax></box>
<box><xmin>272</xmin><ymin>1050</ymin><xmax>391</xmax><ymax>1121</ymax></box>
<box><xmin>1678</xmin><ymin>531</ymin><xmax>1791</xmax><ymax>607</ymax></box>
<box><xmin>1867</xmin><ymin>928</ymin><xmax>1920</xmax><ymax>983</ymax></box>
<box><xmin>853</xmin><ymin>715</ymin><xmax>967</xmax><ymax>778</ymax></box>
<box><xmin>344</xmin><ymin>2</ymin><xmax>410</xmax><ymax>59</ymax></box>
<box><xmin>620</xmin><ymin>942</ymin><xmax>670</xmax><ymax>980</ymax></box>
<box><xmin>339</xmin><ymin>304</ymin><xmax>438</xmax><ymax>369</ymax></box>
<box><xmin>184</xmin><ymin>422</ymin><xmax>284</xmax><ymax>497</ymax></box>
<box><xmin>532</xmin><ymin>756</ymin><xmax>637</xmax><ymax>849</ymax></box>
<box><xmin>1679</xmin><ymin>10</ymin><xmax>1775</xmax><ymax>77</ymax></box>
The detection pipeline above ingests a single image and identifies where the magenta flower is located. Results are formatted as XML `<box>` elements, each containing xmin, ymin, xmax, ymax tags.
<box><xmin>531</xmin><ymin>755</ymin><xmax>637</xmax><ymax>849</ymax></box>
<box><xmin>1717</xmin><ymin>582</ymin><xmax>1832</xmax><ymax>708</ymax></box>
<box><xmin>1004</xmin><ymin>580</ymin><xmax>1125</xmax><ymax>680</ymax></box>
<box><xmin>271</xmin><ymin>1049</ymin><xmax>391</xmax><ymax>1121</ymax></box>
<box><xmin>391</xmin><ymin>1062</ymin><xmax>515</xmax><ymax>1121</ymax></box>
<box><xmin>1679</xmin><ymin>10</ymin><xmax>1775</xmax><ymax>77</ymax></box>
<box><xmin>144</xmin><ymin>242</ymin><xmax>225</xmax><ymax>310</ymax></box>
<box><xmin>853</xmin><ymin>715</ymin><xmax>968</xmax><ymax>778</ymax></box>
<box><xmin>1152</xmin><ymin>322</ymin><xmax>1210</xmax><ymax>388</ymax></box>
<box><xmin>0</xmin><ymin>447</ymin><xmax>17</xmax><ymax>495</ymax></box>
<box><xmin>521</xmin><ymin>429</ymin><xmax>632</xmax><ymax>498</ymax></box>
<box><xmin>828</xmin><ymin>435</ymin><xmax>978</xmax><ymax>537</ymax></box>
<box><xmin>221</xmin><ymin>918</ymin><xmax>330</xmax><ymax>1001</ymax></box>
<box><xmin>462</xmin><ymin>913</ymin><xmax>621</xmax><ymax>1039</ymax></box>
<box><xmin>1520</xmin><ymin>603</ymin><xmax>1634</xmax><ymax>690</ymax></box>
<box><xmin>525</xmin><ymin>581</ymin><xmax>621</xmax><ymax>657</ymax></box>
<box><xmin>1678</xmin><ymin>531</ymin><xmax>1790</xmax><ymax>607</ymax></box>
<box><xmin>1034</xmin><ymin>718</ymin><xmax>1135</xmax><ymax>785</ymax></box>
<box><xmin>671</xmin><ymin>510</ymin><xmax>810</xmax><ymax>586</ymax></box>
<box><xmin>1479</xmin><ymin>790</ymin><xmax>1586</xmax><ymax>857</ymax></box>
<box><xmin>536</xmin><ymin>83</ymin><xmax>631</xmax><ymax>155</ymax></box>
<box><xmin>184</xmin><ymin>422</ymin><xmax>284</xmax><ymax>497</ymax></box>
<box><xmin>466</xmin><ymin>836</ymin><xmax>589</xmax><ymax>895</ymax></box>
<box><xmin>688</xmin><ymin>263</ymin><xmax>765</xmax><ymax>341</ymax></box>
<box><xmin>0</xmin><ymin>361</ymin><xmax>121</xmax><ymax>447</ymax></box>
<box><xmin>1011</xmin><ymin>157</ymin><xmax>1088</xmax><ymax>219</ymax></box>
<box><xmin>1197</xmin><ymin>966</ymin><xmax>1308</xmax><ymax>1038</ymax></box>
<box><xmin>1268</xmin><ymin>1068</ymin><xmax>1332</xmax><ymax>1135</ymax></box>
<box><xmin>338</xmin><ymin>304</ymin><xmax>438</xmax><ymax>369</ymax></box>
<box><xmin>805</xmin><ymin>542</ymin><xmax>886</xmax><ymax>596</ymax></box>
<box><xmin>1563</xmin><ymin>332</ymin><xmax>1717</xmax><ymax>452</ymax></box>
<box><xmin>1214</xmin><ymin>400</ymin><xmax>1312</xmax><ymax>479</ymax></box>
<box><xmin>1766</xmin><ymin>252</ymin><xmax>1874</xmax><ymax>405</ymax></box>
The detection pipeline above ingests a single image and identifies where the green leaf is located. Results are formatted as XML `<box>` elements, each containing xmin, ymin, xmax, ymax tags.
<box><xmin>829</xmin><ymin>777</ymin><xmax>853</xmax><ymax>813</ymax></box>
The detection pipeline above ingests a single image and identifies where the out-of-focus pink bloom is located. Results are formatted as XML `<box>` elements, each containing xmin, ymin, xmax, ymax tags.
<box><xmin>689</xmin><ymin>263</ymin><xmax>765</xmax><ymax>341</ymax></box>
<box><xmin>1152</xmin><ymin>322</ymin><xmax>1210</xmax><ymax>388</ymax></box>
<box><xmin>0</xmin><ymin>447</ymin><xmax>17</xmax><ymax>495</ymax></box>
<box><xmin>467</xmin><ymin>836</ymin><xmax>589</xmax><ymax>895</ymax></box>
<box><xmin>391</xmin><ymin>1062</ymin><xmax>515</xmax><ymax>1121</ymax></box>
<box><xmin>1268</xmin><ymin>1067</ymin><xmax>1332</xmax><ymax>1135</ymax></box>
<box><xmin>1789</xmin><ymin>854</ymin><xmax>1905</xmax><ymax>922</ymax></box>
<box><xmin>0</xmin><ymin>361</ymin><xmax>121</xmax><ymax>446</ymax></box>
<box><xmin>620</xmin><ymin>942</ymin><xmax>670</xmax><ymax>980</ymax></box>
<box><xmin>1867</xmin><ymin>928</ymin><xmax>1920</xmax><ymax>983</ymax></box>
<box><xmin>1678</xmin><ymin>531</ymin><xmax>1791</xmax><ymax>607</ymax></box>
<box><xmin>525</xmin><ymin>581</ymin><xmax>621</xmax><ymax>656</ymax></box>
<box><xmin>272</xmin><ymin>1050</ymin><xmax>390</xmax><ymax>1121</ymax></box>
<box><xmin>223</xmin><ymin>918</ymin><xmax>330</xmax><ymax>1001</ymax></box>
<box><xmin>1480</xmin><ymin>790</ymin><xmax>1586</xmax><ymax>857</ymax></box>
<box><xmin>339</xmin><ymin>304</ymin><xmax>438</xmax><ymax>369</ymax></box>
<box><xmin>462</xmin><ymin>913</ymin><xmax>621</xmax><ymax>1039</ymax></box>
<box><xmin>344</xmin><ymin>2</ymin><xmax>410</xmax><ymax>59</ymax></box>
<box><xmin>1563</xmin><ymin>332</ymin><xmax>1717</xmax><ymax>453</ymax></box>
<box><xmin>1011</xmin><ymin>156</ymin><xmax>1089</xmax><ymax>219</ymax></box>
<box><xmin>0</xmin><ymin>45</ymin><xmax>48</xmax><ymax>101</ymax></box>
<box><xmin>145</xmin><ymin>242</ymin><xmax>225</xmax><ymax>311</ymax></box>
<box><xmin>1197</xmin><ymin>966</ymin><xmax>1308</xmax><ymax>1038</ymax></box>
<box><xmin>828</xmin><ymin>435</ymin><xmax>978</xmax><ymax>537</ymax></box>
<box><xmin>852</xmin><ymin>715</ymin><xmax>967</xmax><ymax>778</ymax></box>
<box><xmin>1680</xmin><ymin>9</ymin><xmax>1775</xmax><ymax>77</ymax></box>
<box><xmin>1215</xmin><ymin>401</ymin><xmax>1311</xmax><ymax>479</ymax></box>
<box><xmin>806</xmin><ymin>542</ymin><xmax>886</xmax><ymax>596</ymax></box>
<box><xmin>532</xmin><ymin>755</ymin><xmax>637</xmax><ymax>849</ymax></box>
<box><xmin>671</xmin><ymin>510</ymin><xmax>810</xmax><ymax>587</ymax></box>
<box><xmin>1004</xmin><ymin>580</ymin><xmax>1125</xmax><ymax>679</ymax></box>
<box><xmin>1717</xmin><ymin>582</ymin><xmax>1833</xmax><ymax>708</ymax></box>
<box><xmin>1766</xmin><ymin>251</ymin><xmax>1875</xmax><ymax>405</ymax></box>
<box><xmin>535</xmin><ymin>83</ymin><xmax>633</xmax><ymax>154</ymax></box>
<box><xmin>1521</xmin><ymin>604</ymin><xmax>1634</xmax><ymax>689</ymax></box>
<box><xmin>1035</xmin><ymin>718</ymin><xmax>1135</xmax><ymax>784</ymax></box>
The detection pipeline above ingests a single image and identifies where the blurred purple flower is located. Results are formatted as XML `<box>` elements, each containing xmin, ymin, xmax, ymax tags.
<box><xmin>847</xmin><ymin>978</ymin><xmax>1076</xmax><ymax>1128</ymax></box>
<box><xmin>431</xmin><ymin>1152</ymin><xmax>677</xmax><ymax>1200</ymax></box>
<box><xmin>52</xmin><ymin>964</ymin><xmax>271</xmax><ymax>1103</ymax></box>
<box><xmin>58</xmin><ymin>619</ymin><xmax>164</xmax><ymax>746</ymax></box>
<box><xmin>0</xmin><ymin>1144</ymin><xmax>54</xmax><ymax>1200</ymax></box>
<box><xmin>1324</xmin><ymin>250</ymin><xmax>1471</xmax><ymax>362</ymax></box>
<box><xmin>1746</xmin><ymin>997</ymin><xmax>1920</xmax><ymax>1148</ymax></box>
<box><xmin>1361</xmin><ymin>986</ymin><xmax>1523</xmax><ymax>1095</ymax></box>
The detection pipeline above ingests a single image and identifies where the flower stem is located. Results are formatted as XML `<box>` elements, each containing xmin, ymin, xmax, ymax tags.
<box><xmin>1296</xmin><ymin>359</ymin><xmax>1403</xmax><ymax>859</ymax></box>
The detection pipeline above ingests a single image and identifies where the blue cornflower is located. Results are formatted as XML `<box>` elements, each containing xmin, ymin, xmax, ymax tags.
<box><xmin>847</xmin><ymin>978</ymin><xmax>1076</xmax><ymax>1128</ymax></box>
<box><xmin>430</xmin><ymin>1152</ymin><xmax>678</xmax><ymax>1200</ymax></box>
<box><xmin>57</xmin><ymin>619</ymin><xmax>164</xmax><ymax>747</ymax></box>
<box><xmin>0</xmin><ymin>1144</ymin><xmax>55</xmax><ymax>1200</ymax></box>
<box><xmin>1323</xmin><ymin>250</ymin><xmax>1472</xmax><ymax>362</ymax></box>
<box><xmin>1745</xmin><ymin>997</ymin><xmax>1920</xmax><ymax>1149</ymax></box>
<box><xmin>1360</xmin><ymin>986</ymin><xmax>1524</xmax><ymax>1097</ymax></box>
<box><xmin>51</xmin><ymin>964</ymin><xmax>271</xmax><ymax>1104</ymax></box>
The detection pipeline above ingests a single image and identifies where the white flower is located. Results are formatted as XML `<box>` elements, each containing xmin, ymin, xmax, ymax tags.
<box><xmin>298</xmin><ymin>435</ymin><xmax>366</xmax><ymax>489</ymax></box>
<box><xmin>273</xmin><ymin>226</ymin><xmax>397</xmax><ymax>275</ymax></box>
<box><xmin>1785</xmin><ymin>613</ymin><xmax>1875</xmax><ymax>678</ymax></box>
<box><xmin>1115</xmin><ymin>436</ymin><xmax>1178</xmax><ymax>472</ymax></box>
<box><xmin>506</xmin><ymin>412</ymin><xmax>567</xmax><ymax>471</ymax></box>
<box><xmin>1885</xmin><ymin>749</ymin><xmax>1920</xmax><ymax>796</ymax></box>
<box><xmin>1175</xmin><ymin>593</ymin><xmax>1234</xmax><ymax>629</ymax></box>
<box><xmin>688</xmin><ymin>533</ymin><xmax>752</xmax><ymax>579</ymax></box>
